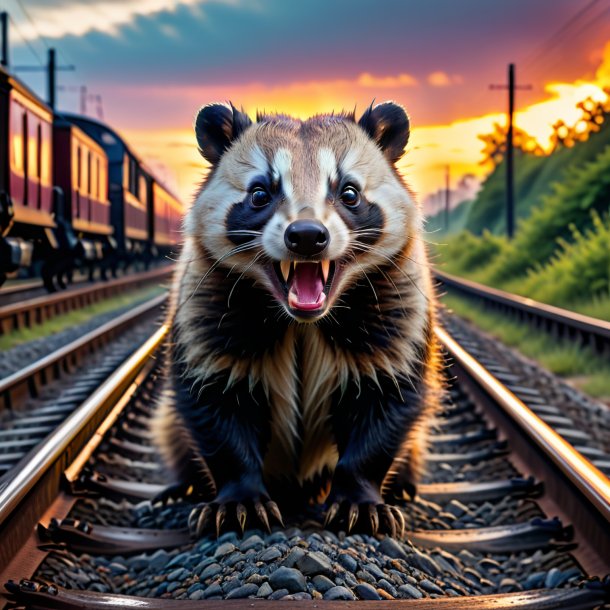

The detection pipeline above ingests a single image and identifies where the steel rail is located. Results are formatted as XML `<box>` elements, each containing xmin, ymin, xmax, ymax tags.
<box><xmin>0</xmin><ymin>265</ymin><xmax>173</xmax><ymax>335</ymax></box>
<box><xmin>436</xmin><ymin>325</ymin><xmax>610</xmax><ymax>571</ymax></box>
<box><xmin>435</xmin><ymin>269</ymin><xmax>610</xmax><ymax>354</ymax></box>
<box><xmin>0</xmin><ymin>293</ymin><xmax>167</xmax><ymax>410</ymax></box>
<box><xmin>0</xmin><ymin>325</ymin><xmax>168</xmax><ymax>574</ymax></box>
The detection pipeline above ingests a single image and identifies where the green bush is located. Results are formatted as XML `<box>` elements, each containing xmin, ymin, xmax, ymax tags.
<box><xmin>485</xmin><ymin>145</ymin><xmax>610</xmax><ymax>282</ymax></box>
<box><xmin>441</xmin><ymin>230</ymin><xmax>505</xmax><ymax>274</ymax></box>
<box><xmin>522</xmin><ymin>211</ymin><xmax>610</xmax><ymax>304</ymax></box>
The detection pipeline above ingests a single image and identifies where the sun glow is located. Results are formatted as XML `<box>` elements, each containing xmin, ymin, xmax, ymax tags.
<box><xmin>124</xmin><ymin>42</ymin><xmax>610</xmax><ymax>205</ymax></box>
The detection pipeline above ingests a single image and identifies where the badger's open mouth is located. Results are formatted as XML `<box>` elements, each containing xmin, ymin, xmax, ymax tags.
<box><xmin>272</xmin><ymin>260</ymin><xmax>336</xmax><ymax>315</ymax></box>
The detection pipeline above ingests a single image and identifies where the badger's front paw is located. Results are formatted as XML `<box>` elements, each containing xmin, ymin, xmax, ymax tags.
<box><xmin>188</xmin><ymin>480</ymin><xmax>284</xmax><ymax>538</ymax></box>
<box><xmin>324</xmin><ymin>480</ymin><xmax>405</xmax><ymax>538</ymax></box>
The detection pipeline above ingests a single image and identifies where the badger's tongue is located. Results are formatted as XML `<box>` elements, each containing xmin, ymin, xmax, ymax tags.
<box><xmin>288</xmin><ymin>262</ymin><xmax>326</xmax><ymax>311</ymax></box>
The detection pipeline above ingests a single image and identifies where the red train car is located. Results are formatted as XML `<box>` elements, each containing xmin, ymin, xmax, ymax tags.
<box><xmin>53</xmin><ymin>117</ymin><xmax>113</xmax><ymax>264</ymax></box>
<box><xmin>0</xmin><ymin>64</ymin><xmax>54</xmax><ymax>280</ymax></box>
<box><xmin>152</xmin><ymin>181</ymin><xmax>183</xmax><ymax>250</ymax></box>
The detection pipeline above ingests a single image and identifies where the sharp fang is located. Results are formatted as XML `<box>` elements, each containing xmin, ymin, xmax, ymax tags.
<box><xmin>321</xmin><ymin>260</ymin><xmax>330</xmax><ymax>284</ymax></box>
<box><xmin>280</xmin><ymin>261</ymin><xmax>291</xmax><ymax>282</ymax></box>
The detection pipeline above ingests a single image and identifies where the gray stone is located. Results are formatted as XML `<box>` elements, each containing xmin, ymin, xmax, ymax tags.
<box><xmin>188</xmin><ymin>590</ymin><xmax>205</xmax><ymax>600</ymax></box>
<box><xmin>338</xmin><ymin>552</ymin><xmax>358</xmax><ymax>572</ymax></box>
<box><xmin>200</xmin><ymin>563</ymin><xmax>222</xmax><ymax>580</ymax></box>
<box><xmin>167</xmin><ymin>568</ymin><xmax>188</xmax><ymax>581</ymax></box>
<box><xmin>214</xmin><ymin>542</ymin><xmax>236</xmax><ymax>558</ymax></box>
<box><xmin>269</xmin><ymin>567</ymin><xmax>307</xmax><ymax>593</ymax></box>
<box><xmin>378</xmin><ymin>537</ymin><xmax>409</xmax><ymax>560</ymax></box>
<box><xmin>324</xmin><ymin>586</ymin><xmax>356</xmax><ymax>600</ymax></box>
<box><xmin>364</xmin><ymin>562</ymin><xmax>386</xmax><ymax>580</ymax></box>
<box><xmin>398</xmin><ymin>584</ymin><xmax>423</xmax><ymax>599</ymax></box>
<box><xmin>355</xmin><ymin>583</ymin><xmax>381</xmax><ymax>600</ymax></box>
<box><xmin>312</xmin><ymin>575</ymin><xmax>335</xmax><ymax>592</ymax></box>
<box><xmin>257</xmin><ymin>582</ymin><xmax>273</xmax><ymax>597</ymax></box>
<box><xmin>269</xmin><ymin>588</ymin><xmax>290</xmax><ymax>600</ymax></box>
<box><xmin>259</xmin><ymin>547</ymin><xmax>282</xmax><ymax>562</ymax></box>
<box><xmin>378</xmin><ymin>578</ymin><xmax>398</xmax><ymax>597</ymax></box>
<box><xmin>240</xmin><ymin>535</ymin><xmax>264</xmax><ymax>552</ymax></box>
<box><xmin>226</xmin><ymin>583</ymin><xmax>259</xmax><ymax>599</ymax></box>
<box><xmin>420</xmin><ymin>579</ymin><xmax>444</xmax><ymax>595</ymax></box>
<box><xmin>221</xmin><ymin>578</ymin><xmax>242</xmax><ymax>594</ymax></box>
<box><xmin>296</xmin><ymin>551</ymin><xmax>333</xmax><ymax>576</ymax></box>
<box><xmin>281</xmin><ymin>547</ymin><xmax>306</xmax><ymax>567</ymax></box>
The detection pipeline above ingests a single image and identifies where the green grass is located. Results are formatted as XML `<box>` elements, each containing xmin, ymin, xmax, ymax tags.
<box><xmin>0</xmin><ymin>285</ymin><xmax>165</xmax><ymax>352</ymax></box>
<box><xmin>442</xmin><ymin>293</ymin><xmax>610</xmax><ymax>402</ymax></box>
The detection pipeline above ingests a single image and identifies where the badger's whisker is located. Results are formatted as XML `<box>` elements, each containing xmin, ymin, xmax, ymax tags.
<box><xmin>227</xmin><ymin>250</ymin><xmax>266</xmax><ymax>308</ymax></box>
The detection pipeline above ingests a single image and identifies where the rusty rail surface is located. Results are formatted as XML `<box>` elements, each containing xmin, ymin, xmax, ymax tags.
<box><xmin>0</xmin><ymin>265</ymin><xmax>174</xmax><ymax>336</ymax></box>
<box><xmin>435</xmin><ymin>269</ymin><xmax>610</xmax><ymax>355</ymax></box>
<box><xmin>0</xmin><ymin>294</ymin><xmax>167</xmax><ymax>411</ymax></box>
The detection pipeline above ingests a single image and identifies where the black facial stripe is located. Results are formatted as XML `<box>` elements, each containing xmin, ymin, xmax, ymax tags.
<box><xmin>335</xmin><ymin>197</ymin><xmax>385</xmax><ymax>246</ymax></box>
<box><xmin>225</xmin><ymin>193</ymin><xmax>279</xmax><ymax>245</ymax></box>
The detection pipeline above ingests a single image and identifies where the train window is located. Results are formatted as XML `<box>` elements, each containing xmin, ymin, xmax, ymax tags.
<box><xmin>22</xmin><ymin>112</ymin><xmax>28</xmax><ymax>205</ymax></box>
<box><xmin>36</xmin><ymin>123</ymin><xmax>42</xmax><ymax>208</ymax></box>
<box><xmin>10</xmin><ymin>103</ymin><xmax>24</xmax><ymax>175</ymax></box>
<box><xmin>99</xmin><ymin>160</ymin><xmax>107</xmax><ymax>201</ymax></box>
<box><xmin>87</xmin><ymin>151</ymin><xmax>92</xmax><ymax>197</ymax></box>
<box><xmin>28</xmin><ymin>118</ymin><xmax>38</xmax><ymax>195</ymax></box>
<box><xmin>76</xmin><ymin>144</ymin><xmax>81</xmax><ymax>218</ymax></box>
<box><xmin>92</xmin><ymin>156</ymin><xmax>98</xmax><ymax>199</ymax></box>
<box><xmin>40</xmin><ymin>122</ymin><xmax>51</xmax><ymax>186</ymax></box>
<box><xmin>81</xmin><ymin>147</ymin><xmax>89</xmax><ymax>199</ymax></box>
<box><xmin>123</xmin><ymin>155</ymin><xmax>130</xmax><ymax>190</ymax></box>
<box><xmin>139</xmin><ymin>175</ymin><xmax>147</xmax><ymax>205</ymax></box>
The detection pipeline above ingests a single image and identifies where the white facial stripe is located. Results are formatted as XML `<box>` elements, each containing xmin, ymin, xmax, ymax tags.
<box><xmin>272</xmin><ymin>148</ymin><xmax>294</xmax><ymax>202</ymax></box>
<box><xmin>339</xmin><ymin>146</ymin><xmax>369</xmax><ymax>186</ymax></box>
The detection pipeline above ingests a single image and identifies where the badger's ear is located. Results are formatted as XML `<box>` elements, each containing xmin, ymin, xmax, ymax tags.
<box><xmin>358</xmin><ymin>101</ymin><xmax>410</xmax><ymax>163</ymax></box>
<box><xmin>195</xmin><ymin>103</ymin><xmax>252</xmax><ymax>165</ymax></box>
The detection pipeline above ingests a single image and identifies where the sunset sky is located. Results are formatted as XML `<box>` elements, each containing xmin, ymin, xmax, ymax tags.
<box><xmin>6</xmin><ymin>0</ymin><xmax>610</xmax><ymax>207</ymax></box>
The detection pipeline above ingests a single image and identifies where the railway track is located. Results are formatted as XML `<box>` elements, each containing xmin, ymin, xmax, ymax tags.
<box><xmin>435</xmin><ymin>269</ymin><xmax>610</xmax><ymax>356</ymax></box>
<box><xmin>0</xmin><ymin>265</ymin><xmax>174</xmax><ymax>335</ymax></box>
<box><xmin>0</xmin><ymin>318</ymin><xmax>608</xmax><ymax>608</ymax></box>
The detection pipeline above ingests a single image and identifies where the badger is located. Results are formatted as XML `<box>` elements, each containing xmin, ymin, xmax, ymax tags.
<box><xmin>153</xmin><ymin>101</ymin><xmax>441</xmax><ymax>537</ymax></box>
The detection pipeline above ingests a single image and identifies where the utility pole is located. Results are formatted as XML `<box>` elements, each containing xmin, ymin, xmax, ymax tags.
<box><xmin>14</xmin><ymin>46</ymin><xmax>75</xmax><ymax>110</ymax></box>
<box><xmin>489</xmin><ymin>64</ymin><xmax>531</xmax><ymax>239</ymax></box>
<box><xmin>80</xmin><ymin>85</ymin><xmax>87</xmax><ymax>114</ymax></box>
<box><xmin>1</xmin><ymin>11</ymin><xmax>8</xmax><ymax>68</ymax></box>
<box><xmin>444</xmin><ymin>164</ymin><xmax>450</xmax><ymax>231</ymax></box>
<box><xmin>47</xmin><ymin>48</ymin><xmax>56</xmax><ymax>109</ymax></box>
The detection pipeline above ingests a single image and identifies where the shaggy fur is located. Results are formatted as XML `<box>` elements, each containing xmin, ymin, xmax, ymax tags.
<box><xmin>153</xmin><ymin>101</ymin><xmax>441</xmax><ymax>535</ymax></box>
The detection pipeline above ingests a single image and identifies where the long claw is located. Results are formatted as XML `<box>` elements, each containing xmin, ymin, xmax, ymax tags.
<box><xmin>266</xmin><ymin>501</ymin><xmax>284</xmax><ymax>527</ymax></box>
<box><xmin>215</xmin><ymin>504</ymin><xmax>226</xmax><ymax>538</ymax></box>
<box><xmin>324</xmin><ymin>502</ymin><xmax>340</xmax><ymax>527</ymax></box>
<box><xmin>380</xmin><ymin>505</ymin><xmax>397</xmax><ymax>538</ymax></box>
<box><xmin>347</xmin><ymin>504</ymin><xmax>359</xmax><ymax>533</ymax></box>
<box><xmin>391</xmin><ymin>506</ymin><xmax>406</xmax><ymax>538</ymax></box>
<box><xmin>369</xmin><ymin>504</ymin><xmax>379</xmax><ymax>535</ymax></box>
<box><xmin>191</xmin><ymin>504</ymin><xmax>213</xmax><ymax>537</ymax></box>
<box><xmin>236</xmin><ymin>503</ymin><xmax>247</xmax><ymax>533</ymax></box>
<box><xmin>255</xmin><ymin>501</ymin><xmax>271</xmax><ymax>533</ymax></box>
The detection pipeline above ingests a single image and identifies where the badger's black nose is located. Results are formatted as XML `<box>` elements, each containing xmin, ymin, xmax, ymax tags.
<box><xmin>284</xmin><ymin>220</ymin><xmax>330</xmax><ymax>256</ymax></box>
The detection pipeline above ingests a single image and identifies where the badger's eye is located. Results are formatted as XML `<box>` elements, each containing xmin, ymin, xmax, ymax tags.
<box><xmin>250</xmin><ymin>186</ymin><xmax>271</xmax><ymax>208</ymax></box>
<box><xmin>340</xmin><ymin>185</ymin><xmax>360</xmax><ymax>208</ymax></box>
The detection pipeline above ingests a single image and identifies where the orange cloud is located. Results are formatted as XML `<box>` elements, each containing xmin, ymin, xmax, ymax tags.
<box><xmin>427</xmin><ymin>71</ymin><xmax>463</xmax><ymax>87</ymax></box>
<box><xmin>357</xmin><ymin>72</ymin><xmax>418</xmax><ymax>88</ymax></box>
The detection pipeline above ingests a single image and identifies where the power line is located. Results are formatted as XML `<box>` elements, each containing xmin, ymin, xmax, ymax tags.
<box><xmin>11</xmin><ymin>0</ymin><xmax>76</xmax><ymax>69</ymax></box>
<box><xmin>13</xmin><ymin>0</ymin><xmax>50</xmax><ymax>50</ymax></box>
<box><xmin>8</xmin><ymin>13</ymin><xmax>44</xmax><ymax>66</ymax></box>
<box><xmin>527</xmin><ymin>5</ymin><xmax>610</xmax><ymax>77</ymax></box>
<box><xmin>522</xmin><ymin>0</ymin><xmax>606</xmax><ymax>71</ymax></box>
